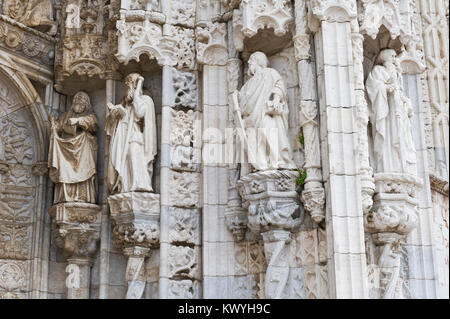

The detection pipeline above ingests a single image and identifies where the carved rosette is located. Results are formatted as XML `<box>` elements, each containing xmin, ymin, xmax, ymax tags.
<box><xmin>238</xmin><ymin>170</ymin><xmax>303</xmax><ymax>298</ymax></box>
<box><xmin>364</xmin><ymin>173</ymin><xmax>423</xmax><ymax>298</ymax></box>
<box><xmin>108</xmin><ymin>192</ymin><xmax>160</xmax><ymax>299</ymax></box>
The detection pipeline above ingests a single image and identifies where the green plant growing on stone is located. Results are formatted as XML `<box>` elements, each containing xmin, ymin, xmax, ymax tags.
<box><xmin>296</xmin><ymin>169</ymin><xmax>307</xmax><ymax>186</ymax></box>
<box><xmin>298</xmin><ymin>129</ymin><xmax>305</xmax><ymax>148</ymax></box>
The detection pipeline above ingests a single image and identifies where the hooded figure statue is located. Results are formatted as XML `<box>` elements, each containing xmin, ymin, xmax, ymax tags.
<box><xmin>366</xmin><ymin>49</ymin><xmax>417</xmax><ymax>175</ymax></box>
<box><xmin>106</xmin><ymin>73</ymin><xmax>157</xmax><ymax>194</ymax></box>
<box><xmin>48</xmin><ymin>91</ymin><xmax>98</xmax><ymax>203</ymax></box>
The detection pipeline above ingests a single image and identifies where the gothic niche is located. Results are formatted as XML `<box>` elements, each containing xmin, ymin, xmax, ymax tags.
<box><xmin>233</xmin><ymin>51</ymin><xmax>304</xmax><ymax>299</ymax></box>
<box><xmin>106</xmin><ymin>71</ymin><xmax>162</xmax><ymax>299</ymax></box>
<box><xmin>362</xmin><ymin>26</ymin><xmax>423</xmax><ymax>299</ymax></box>
<box><xmin>233</xmin><ymin>0</ymin><xmax>295</xmax><ymax>56</ymax></box>
<box><xmin>48</xmin><ymin>91</ymin><xmax>101</xmax><ymax>299</ymax></box>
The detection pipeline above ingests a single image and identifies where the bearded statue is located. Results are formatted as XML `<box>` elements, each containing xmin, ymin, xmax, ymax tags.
<box><xmin>106</xmin><ymin>73</ymin><xmax>157</xmax><ymax>194</ymax></box>
<box><xmin>48</xmin><ymin>92</ymin><xmax>98</xmax><ymax>204</ymax></box>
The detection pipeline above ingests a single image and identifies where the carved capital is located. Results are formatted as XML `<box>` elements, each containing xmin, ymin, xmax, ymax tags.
<box><xmin>53</xmin><ymin>224</ymin><xmax>100</xmax><ymax>259</ymax></box>
<box><xmin>224</xmin><ymin>206</ymin><xmax>248</xmax><ymax>241</ymax></box>
<box><xmin>31</xmin><ymin>161</ymin><xmax>48</xmax><ymax>176</ymax></box>
<box><xmin>308</xmin><ymin>0</ymin><xmax>357</xmax><ymax>31</ymax></box>
<box><xmin>364</xmin><ymin>173</ymin><xmax>423</xmax><ymax>235</ymax></box>
<box><xmin>238</xmin><ymin>170</ymin><xmax>303</xmax><ymax>234</ymax></box>
<box><xmin>196</xmin><ymin>22</ymin><xmax>228</xmax><ymax>66</ymax></box>
<box><xmin>300</xmin><ymin>187</ymin><xmax>325</xmax><ymax>223</ymax></box>
<box><xmin>108</xmin><ymin>192</ymin><xmax>161</xmax><ymax>249</ymax></box>
<box><xmin>293</xmin><ymin>34</ymin><xmax>311</xmax><ymax>61</ymax></box>
<box><xmin>49</xmin><ymin>202</ymin><xmax>102</xmax><ymax>259</ymax></box>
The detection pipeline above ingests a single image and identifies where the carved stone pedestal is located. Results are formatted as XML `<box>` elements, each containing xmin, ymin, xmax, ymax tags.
<box><xmin>49</xmin><ymin>202</ymin><xmax>102</xmax><ymax>299</ymax></box>
<box><xmin>108</xmin><ymin>192</ymin><xmax>160</xmax><ymax>299</ymax></box>
<box><xmin>364</xmin><ymin>173</ymin><xmax>423</xmax><ymax>299</ymax></box>
<box><xmin>238</xmin><ymin>170</ymin><xmax>303</xmax><ymax>299</ymax></box>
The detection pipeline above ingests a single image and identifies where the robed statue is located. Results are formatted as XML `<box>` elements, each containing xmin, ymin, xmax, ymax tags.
<box><xmin>49</xmin><ymin>92</ymin><xmax>98</xmax><ymax>204</ymax></box>
<box><xmin>366</xmin><ymin>49</ymin><xmax>417</xmax><ymax>175</ymax></box>
<box><xmin>232</xmin><ymin>51</ymin><xmax>295</xmax><ymax>171</ymax></box>
<box><xmin>106</xmin><ymin>73</ymin><xmax>157</xmax><ymax>194</ymax></box>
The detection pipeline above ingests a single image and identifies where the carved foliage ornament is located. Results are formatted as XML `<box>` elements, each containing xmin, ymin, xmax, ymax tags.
<box><xmin>116</xmin><ymin>19</ymin><xmax>196</xmax><ymax>69</ymax></box>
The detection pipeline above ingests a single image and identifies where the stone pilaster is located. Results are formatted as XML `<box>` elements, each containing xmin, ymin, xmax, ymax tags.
<box><xmin>293</xmin><ymin>0</ymin><xmax>326</xmax><ymax>224</ymax></box>
<box><xmin>159</xmin><ymin>61</ymin><xmax>202</xmax><ymax>298</ymax></box>
<box><xmin>308</xmin><ymin>0</ymin><xmax>369</xmax><ymax>298</ymax></box>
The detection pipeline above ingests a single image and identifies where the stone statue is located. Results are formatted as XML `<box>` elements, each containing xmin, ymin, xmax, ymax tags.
<box><xmin>5</xmin><ymin>0</ymin><xmax>57</xmax><ymax>35</ymax></box>
<box><xmin>366</xmin><ymin>49</ymin><xmax>417</xmax><ymax>175</ymax></box>
<box><xmin>106</xmin><ymin>73</ymin><xmax>157</xmax><ymax>194</ymax></box>
<box><xmin>48</xmin><ymin>92</ymin><xmax>98</xmax><ymax>204</ymax></box>
<box><xmin>232</xmin><ymin>51</ymin><xmax>295</xmax><ymax>171</ymax></box>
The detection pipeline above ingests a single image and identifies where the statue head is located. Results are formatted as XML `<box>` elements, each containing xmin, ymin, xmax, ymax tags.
<box><xmin>248</xmin><ymin>51</ymin><xmax>269</xmax><ymax>76</ymax></box>
<box><xmin>376</xmin><ymin>49</ymin><xmax>397</xmax><ymax>66</ymax></box>
<box><xmin>124</xmin><ymin>73</ymin><xmax>144</xmax><ymax>101</ymax></box>
<box><xmin>72</xmin><ymin>91</ymin><xmax>91</xmax><ymax>114</ymax></box>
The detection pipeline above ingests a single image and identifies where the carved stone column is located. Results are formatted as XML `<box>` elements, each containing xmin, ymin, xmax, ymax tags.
<box><xmin>49</xmin><ymin>202</ymin><xmax>102</xmax><ymax>299</ymax></box>
<box><xmin>350</xmin><ymin>18</ymin><xmax>375</xmax><ymax>215</ymax></box>
<box><xmin>238</xmin><ymin>170</ymin><xmax>302</xmax><ymax>299</ymax></box>
<box><xmin>224</xmin><ymin>56</ymin><xmax>247</xmax><ymax>241</ymax></box>
<box><xmin>365</xmin><ymin>173</ymin><xmax>423</xmax><ymax>299</ymax></box>
<box><xmin>294</xmin><ymin>0</ymin><xmax>326</xmax><ymax>224</ymax></box>
<box><xmin>108</xmin><ymin>192</ymin><xmax>160</xmax><ymax>299</ymax></box>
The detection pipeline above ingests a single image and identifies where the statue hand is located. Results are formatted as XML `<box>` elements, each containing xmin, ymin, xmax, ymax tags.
<box><xmin>267</xmin><ymin>94</ymin><xmax>283</xmax><ymax>115</ymax></box>
<box><xmin>49</xmin><ymin>114</ymin><xmax>58</xmax><ymax>131</ymax></box>
<box><xmin>77</xmin><ymin>119</ymin><xmax>89</xmax><ymax>130</ymax></box>
<box><xmin>386</xmin><ymin>84</ymin><xmax>395</xmax><ymax>93</ymax></box>
<box><xmin>134</xmin><ymin>78</ymin><xmax>143</xmax><ymax>101</ymax></box>
<box><xmin>114</xmin><ymin>105</ymin><xmax>126</xmax><ymax>118</ymax></box>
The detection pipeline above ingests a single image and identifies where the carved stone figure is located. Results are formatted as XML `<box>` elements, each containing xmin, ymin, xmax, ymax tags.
<box><xmin>49</xmin><ymin>92</ymin><xmax>98</xmax><ymax>204</ymax></box>
<box><xmin>4</xmin><ymin>0</ymin><xmax>57</xmax><ymax>35</ymax></box>
<box><xmin>366</xmin><ymin>49</ymin><xmax>417</xmax><ymax>175</ymax></box>
<box><xmin>106</xmin><ymin>73</ymin><xmax>157</xmax><ymax>194</ymax></box>
<box><xmin>232</xmin><ymin>51</ymin><xmax>295</xmax><ymax>171</ymax></box>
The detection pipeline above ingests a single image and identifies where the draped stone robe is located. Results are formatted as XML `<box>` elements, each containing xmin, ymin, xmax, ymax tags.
<box><xmin>238</xmin><ymin>67</ymin><xmax>295</xmax><ymax>171</ymax></box>
<box><xmin>106</xmin><ymin>94</ymin><xmax>157</xmax><ymax>194</ymax></box>
<box><xmin>366</xmin><ymin>65</ymin><xmax>417</xmax><ymax>175</ymax></box>
<box><xmin>48</xmin><ymin>109</ymin><xmax>98</xmax><ymax>204</ymax></box>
